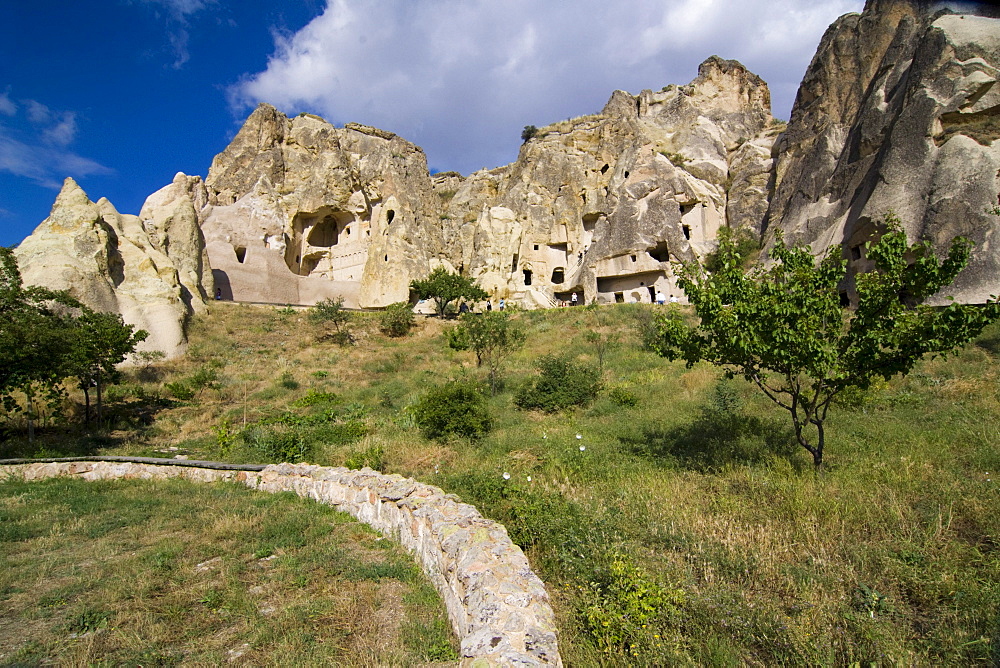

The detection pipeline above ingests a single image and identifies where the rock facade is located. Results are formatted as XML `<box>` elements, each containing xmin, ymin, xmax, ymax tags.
<box><xmin>440</xmin><ymin>56</ymin><xmax>776</xmax><ymax>307</ymax></box>
<box><xmin>17</xmin><ymin>0</ymin><xmax>1000</xmax><ymax>322</ymax></box>
<box><xmin>13</xmin><ymin>177</ymin><xmax>213</xmax><ymax>358</ymax></box>
<box><xmin>765</xmin><ymin>0</ymin><xmax>1000</xmax><ymax>304</ymax></box>
<box><xmin>1</xmin><ymin>459</ymin><xmax>562</xmax><ymax>667</ymax></box>
<box><xmin>201</xmin><ymin>107</ymin><xmax>445</xmax><ymax>308</ymax></box>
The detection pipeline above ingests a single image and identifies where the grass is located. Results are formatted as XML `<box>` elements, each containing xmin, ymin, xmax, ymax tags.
<box><xmin>2</xmin><ymin>301</ymin><xmax>999</xmax><ymax>665</ymax></box>
<box><xmin>0</xmin><ymin>475</ymin><xmax>457</xmax><ymax>666</ymax></box>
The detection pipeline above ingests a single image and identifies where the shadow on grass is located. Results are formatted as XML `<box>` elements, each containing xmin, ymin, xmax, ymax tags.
<box><xmin>620</xmin><ymin>407</ymin><xmax>799</xmax><ymax>473</ymax></box>
<box><xmin>0</xmin><ymin>395</ymin><xmax>177</xmax><ymax>460</ymax></box>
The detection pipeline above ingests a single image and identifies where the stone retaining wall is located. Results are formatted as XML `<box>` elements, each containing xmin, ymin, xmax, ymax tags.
<box><xmin>0</xmin><ymin>459</ymin><xmax>562</xmax><ymax>667</ymax></box>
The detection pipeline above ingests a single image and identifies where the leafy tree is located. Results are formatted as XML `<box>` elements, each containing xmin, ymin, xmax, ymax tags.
<box><xmin>409</xmin><ymin>267</ymin><xmax>488</xmax><ymax>318</ymax></box>
<box><xmin>647</xmin><ymin>213</ymin><xmax>1000</xmax><ymax>468</ymax></box>
<box><xmin>0</xmin><ymin>248</ymin><xmax>79</xmax><ymax>439</ymax></box>
<box><xmin>414</xmin><ymin>381</ymin><xmax>491</xmax><ymax>440</ymax></box>
<box><xmin>308</xmin><ymin>297</ymin><xmax>353</xmax><ymax>344</ymax></box>
<box><xmin>521</xmin><ymin>125</ymin><xmax>538</xmax><ymax>143</ymax></box>
<box><xmin>453</xmin><ymin>311</ymin><xmax>527</xmax><ymax>394</ymax></box>
<box><xmin>65</xmin><ymin>308</ymin><xmax>148</xmax><ymax>423</ymax></box>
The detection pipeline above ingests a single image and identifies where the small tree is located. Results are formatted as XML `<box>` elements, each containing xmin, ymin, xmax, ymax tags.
<box><xmin>521</xmin><ymin>125</ymin><xmax>539</xmax><ymax>143</ymax></box>
<box><xmin>410</xmin><ymin>267</ymin><xmax>488</xmax><ymax>318</ymax></box>
<box><xmin>308</xmin><ymin>297</ymin><xmax>353</xmax><ymax>344</ymax></box>
<box><xmin>414</xmin><ymin>381</ymin><xmax>492</xmax><ymax>440</ymax></box>
<box><xmin>647</xmin><ymin>213</ymin><xmax>1000</xmax><ymax>468</ymax></box>
<box><xmin>453</xmin><ymin>311</ymin><xmax>527</xmax><ymax>394</ymax></box>
<box><xmin>0</xmin><ymin>247</ymin><xmax>79</xmax><ymax>440</ymax></box>
<box><xmin>65</xmin><ymin>308</ymin><xmax>148</xmax><ymax>423</ymax></box>
<box><xmin>379</xmin><ymin>301</ymin><xmax>415</xmax><ymax>337</ymax></box>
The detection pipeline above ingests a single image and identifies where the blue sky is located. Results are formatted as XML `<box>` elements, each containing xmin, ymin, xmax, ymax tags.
<box><xmin>1</xmin><ymin>0</ymin><xmax>864</xmax><ymax>248</ymax></box>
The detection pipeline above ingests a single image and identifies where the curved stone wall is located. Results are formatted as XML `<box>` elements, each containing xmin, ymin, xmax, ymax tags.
<box><xmin>0</xmin><ymin>459</ymin><xmax>562</xmax><ymax>667</ymax></box>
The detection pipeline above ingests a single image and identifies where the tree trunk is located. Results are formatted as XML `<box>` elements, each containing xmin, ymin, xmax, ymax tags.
<box><xmin>83</xmin><ymin>385</ymin><xmax>91</xmax><ymax>424</ymax></box>
<box><xmin>96</xmin><ymin>367</ymin><xmax>103</xmax><ymax>425</ymax></box>
<box><xmin>26</xmin><ymin>387</ymin><xmax>35</xmax><ymax>443</ymax></box>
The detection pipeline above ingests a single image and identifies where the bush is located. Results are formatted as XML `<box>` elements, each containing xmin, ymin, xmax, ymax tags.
<box><xmin>515</xmin><ymin>355</ymin><xmax>602</xmax><ymax>412</ymax></box>
<box><xmin>379</xmin><ymin>302</ymin><xmax>416</xmax><ymax>337</ymax></box>
<box><xmin>413</xmin><ymin>381</ymin><xmax>491</xmax><ymax>440</ymax></box>
<box><xmin>608</xmin><ymin>385</ymin><xmax>639</xmax><ymax>408</ymax></box>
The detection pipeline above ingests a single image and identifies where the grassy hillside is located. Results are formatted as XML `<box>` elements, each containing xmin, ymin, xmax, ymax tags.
<box><xmin>3</xmin><ymin>302</ymin><xmax>999</xmax><ymax>665</ymax></box>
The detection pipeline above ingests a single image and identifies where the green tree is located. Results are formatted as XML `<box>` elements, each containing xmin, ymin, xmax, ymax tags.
<box><xmin>65</xmin><ymin>308</ymin><xmax>148</xmax><ymax>423</ymax></box>
<box><xmin>647</xmin><ymin>213</ymin><xmax>1000</xmax><ymax>468</ymax></box>
<box><xmin>453</xmin><ymin>311</ymin><xmax>527</xmax><ymax>394</ymax></box>
<box><xmin>409</xmin><ymin>267</ymin><xmax>488</xmax><ymax>318</ymax></box>
<box><xmin>521</xmin><ymin>125</ymin><xmax>538</xmax><ymax>143</ymax></box>
<box><xmin>0</xmin><ymin>247</ymin><xmax>79</xmax><ymax>440</ymax></box>
<box><xmin>414</xmin><ymin>381</ymin><xmax>491</xmax><ymax>440</ymax></box>
<box><xmin>308</xmin><ymin>297</ymin><xmax>353</xmax><ymax>344</ymax></box>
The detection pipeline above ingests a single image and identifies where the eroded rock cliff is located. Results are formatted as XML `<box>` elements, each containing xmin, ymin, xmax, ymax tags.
<box><xmin>766</xmin><ymin>0</ymin><xmax>1000</xmax><ymax>304</ymax></box>
<box><xmin>14</xmin><ymin>178</ymin><xmax>212</xmax><ymax>358</ymax></box>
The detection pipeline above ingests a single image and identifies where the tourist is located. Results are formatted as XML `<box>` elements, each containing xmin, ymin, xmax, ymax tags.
<box><xmin>571</xmin><ymin>292</ymin><xmax>578</xmax><ymax>306</ymax></box>
<box><xmin>655</xmin><ymin>290</ymin><xmax>666</xmax><ymax>305</ymax></box>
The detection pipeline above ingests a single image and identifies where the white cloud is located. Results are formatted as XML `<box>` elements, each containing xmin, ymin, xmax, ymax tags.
<box><xmin>132</xmin><ymin>0</ymin><xmax>217</xmax><ymax>68</ymax></box>
<box><xmin>0</xmin><ymin>91</ymin><xmax>15</xmax><ymax>116</ymax></box>
<box><xmin>230</xmin><ymin>0</ymin><xmax>863</xmax><ymax>175</ymax></box>
<box><xmin>0</xmin><ymin>96</ymin><xmax>110</xmax><ymax>188</ymax></box>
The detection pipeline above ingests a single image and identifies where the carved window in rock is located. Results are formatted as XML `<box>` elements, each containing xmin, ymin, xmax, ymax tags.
<box><xmin>512</xmin><ymin>254</ymin><xmax>519</xmax><ymax>272</ymax></box>
<box><xmin>234</xmin><ymin>246</ymin><xmax>247</xmax><ymax>263</ymax></box>
<box><xmin>523</xmin><ymin>269</ymin><xmax>532</xmax><ymax>286</ymax></box>
<box><xmin>682</xmin><ymin>224</ymin><xmax>691</xmax><ymax>241</ymax></box>
<box><xmin>551</xmin><ymin>267</ymin><xmax>565</xmax><ymax>284</ymax></box>
<box><xmin>647</xmin><ymin>242</ymin><xmax>669</xmax><ymax>263</ymax></box>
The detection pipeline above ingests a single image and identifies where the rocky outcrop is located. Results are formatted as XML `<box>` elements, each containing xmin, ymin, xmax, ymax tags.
<box><xmin>19</xmin><ymin>0</ymin><xmax>1000</xmax><ymax>317</ymax></box>
<box><xmin>201</xmin><ymin>106</ymin><xmax>443</xmax><ymax>308</ymax></box>
<box><xmin>13</xmin><ymin>178</ymin><xmax>212</xmax><ymax>358</ymax></box>
<box><xmin>438</xmin><ymin>56</ymin><xmax>775</xmax><ymax>306</ymax></box>
<box><xmin>1</xmin><ymin>459</ymin><xmax>563</xmax><ymax>667</ymax></box>
<box><xmin>766</xmin><ymin>0</ymin><xmax>1000</xmax><ymax>304</ymax></box>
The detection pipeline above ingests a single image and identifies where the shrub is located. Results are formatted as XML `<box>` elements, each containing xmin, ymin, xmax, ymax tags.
<box><xmin>308</xmin><ymin>297</ymin><xmax>353</xmax><ymax>344</ymax></box>
<box><xmin>608</xmin><ymin>385</ymin><xmax>639</xmax><ymax>408</ymax></box>
<box><xmin>379</xmin><ymin>302</ymin><xmax>416</xmax><ymax>337</ymax></box>
<box><xmin>515</xmin><ymin>355</ymin><xmax>602</xmax><ymax>412</ymax></box>
<box><xmin>413</xmin><ymin>381</ymin><xmax>491</xmax><ymax>440</ymax></box>
<box><xmin>521</xmin><ymin>125</ymin><xmax>538</xmax><ymax>142</ymax></box>
<box><xmin>240</xmin><ymin>426</ymin><xmax>310</xmax><ymax>463</ymax></box>
<box><xmin>164</xmin><ymin>381</ymin><xmax>194</xmax><ymax>400</ymax></box>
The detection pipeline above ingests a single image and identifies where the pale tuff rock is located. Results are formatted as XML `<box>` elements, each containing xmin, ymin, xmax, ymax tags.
<box><xmin>440</xmin><ymin>55</ymin><xmax>773</xmax><ymax>306</ymax></box>
<box><xmin>13</xmin><ymin>178</ymin><xmax>207</xmax><ymax>359</ymax></box>
<box><xmin>766</xmin><ymin>0</ymin><xmax>1000</xmax><ymax>304</ymax></box>
<box><xmin>1</xmin><ymin>460</ymin><xmax>563</xmax><ymax>667</ymax></box>
<box><xmin>202</xmin><ymin>105</ymin><xmax>442</xmax><ymax>308</ymax></box>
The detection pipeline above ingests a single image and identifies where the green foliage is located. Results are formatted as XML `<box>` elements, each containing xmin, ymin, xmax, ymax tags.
<box><xmin>702</xmin><ymin>225</ymin><xmax>761</xmax><ymax>273</ymax></box>
<box><xmin>344</xmin><ymin>442</ymin><xmax>385</xmax><ymax>471</ymax></box>
<box><xmin>582</xmin><ymin>556</ymin><xmax>685</xmax><ymax>658</ymax></box>
<box><xmin>607</xmin><ymin>385</ymin><xmax>638</xmax><ymax>408</ymax></box>
<box><xmin>379</xmin><ymin>301</ymin><xmax>416</xmax><ymax>337</ymax></box>
<box><xmin>516</xmin><ymin>354</ymin><xmax>602</xmax><ymax>412</ymax></box>
<box><xmin>413</xmin><ymin>381</ymin><xmax>491</xmax><ymax>440</ymax></box>
<box><xmin>240</xmin><ymin>426</ymin><xmax>310</xmax><ymax>463</ymax></box>
<box><xmin>409</xmin><ymin>267</ymin><xmax>488</xmax><ymax>317</ymax></box>
<box><xmin>521</xmin><ymin>125</ymin><xmax>538</xmax><ymax>142</ymax></box>
<box><xmin>452</xmin><ymin>311</ymin><xmax>527</xmax><ymax>394</ymax></box>
<box><xmin>647</xmin><ymin>212</ymin><xmax>1000</xmax><ymax>467</ymax></box>
<box><xmin>0</xmin><ymin>247</ymin><xmax>146</xmax><ymax>430</ymax></box>
<box><xmin>308</xmin><ymin>297</ymin><xmax>353</xmax><ymax>344</ymax></box>
<box><xmin>164</xmin><ymin>380</ymin><xmax>195</xmax><ymax>401</ymax></box>
<box><xmin>659</xmin><ymin>150</ymin><xmax>688</xmax><ymax>167</ymax></box>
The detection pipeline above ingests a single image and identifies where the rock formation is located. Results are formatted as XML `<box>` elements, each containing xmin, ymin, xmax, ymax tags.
<box><xmin>201</xmin><ymin>106</ymin><xmax>444</xmax><ymax>308</ymax></box>
<box><xmin>438</xmin><ymin>56</ymin><xmax>777</xmax><ymax>306</ymax></box>
<box><xmin>14</xmin><ymin>177</ymin><xmax>213</xmax><ymax>358</ymax></box>
<box><xmin>766</xmin><ymin>0</ymin><xmax>1000</xmax><ymax>304</ymax></box>
<box><xmin>15</xmin><ymin>0</ymin><xmax>1000</xmax><ymax>333</ymax></box>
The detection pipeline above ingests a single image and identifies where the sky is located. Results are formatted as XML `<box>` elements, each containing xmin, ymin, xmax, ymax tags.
<box><xmin>0</xmin><ymin>0</ymin><xmax>865</xmax><ymax>248</ymax></box>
